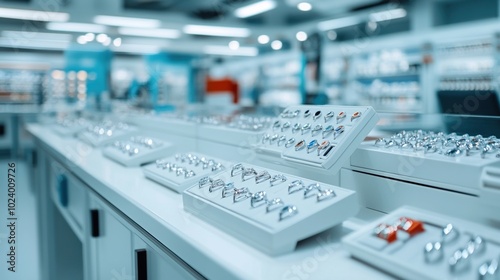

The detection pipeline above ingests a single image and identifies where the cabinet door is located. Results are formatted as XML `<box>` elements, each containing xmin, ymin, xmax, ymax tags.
<box><xmin>89</xmin><ymin>195</ymin><xmax>133</xmax><ymax>280</ymax></box>
<box><xmin>132</xmin><ymin>236</ymin><xmax>199</xmax><ymax>280</ymax></box>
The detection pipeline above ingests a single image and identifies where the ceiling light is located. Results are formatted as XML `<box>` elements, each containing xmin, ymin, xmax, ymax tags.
<box><xmin>111</xmin><ymin>44</ymin><xmax>161</xmax><ymax>54</ymax></box>
<box><xmin>96</xmin><ymin>34</ymin><xmax>108</xmax><ymax>43</ymax></box>
<box><xmin>370</xmin><ymin>8</ymin><xmax>407</xmax><ymax>22</ymax></box>
<box><xmin>77</xmin><ymin>36</ymin><xmax>87</xmax><ymax>45</ymax></box>
<box><xmin>234</xmin><ymin>0</ymin><xmax>277</xmax><ymax>18</ymax></box>
<box><xmin>1</xmin><ymin>31</ymin><xmax>72</xmax><ymax>41</ymax></box>
<box><xmin>297</xmin><ymin>2</ymin><xmax>312</xmax><ymax>12</ymax></box>
<box><xmin>204</xmin><ymin>45</ymin><xmax>258</xmax><ymax>56</ymax></box>
<box><xmin>84</xmin><ymin>33</ymin><xmax>95</xmax><ymax>42</ymax></box>
<box><xmin>271</xmin><ymin>40</ymin><xmax>282</xmax><ymax>50</ymax></box>
<box><xmin>0</xmin><ymin>38</ymin><xmax>69</xmax><ymax>50</ymax></box>
<box><xmin>118</xmin><ymin>27</ymin><xmax>181</xmax><ymax>39</ymax></box>
<box><xmin>0</xmin><ymin>7</ymin><xmax>68</xmax><ymax>22</ymax></box>
<box><xmin>228</xmin><ymin>41</ymin><xmax>240</xmax><ymax>50</ymax></box>
<box><xmin>93</xmin><ymin>15</ymin><xmax>161</xmax><ymax>28</ymax></box>
<box><xmin>183</xmin><ymin>25</ymin><xmax>250</xmax><ymax>37</ymax></box>
<box><xmin>258</xmin><ymin>35</ymin><xmax>270</xmax><ymax>44</ymax></box>
<box><xmin>318</xmin><ymin>16</ymin><xmax>362</xmax><ymax>31</ymax></box>
<box><xmin>103</xmin><ymin>37</ymin><xmax>112</xmax><ymax>46</ymax></box>
<box><xmin>113</xmin><ymin>38</ymin><xmax>122</xmax><ymax>47</ymax></box>
<box><xmin>47</xmin><ymin>22</ymin><xmax>107</xmax><ymax>33</ymax></box>
<box><xmin>296</xmin><ymin>31</ymin><xmax>307</xmax><ymax>41</ymax></box>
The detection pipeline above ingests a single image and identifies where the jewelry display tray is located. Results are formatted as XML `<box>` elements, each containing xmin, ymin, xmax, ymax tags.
<box><xmin>51</xmin><ymin>123</ymin><xmax>88</xmax><ymax>137</ymax></box>
<box><xmin>77</xmin><ymin>126</ymin><xmax>137</xmax><ymax>147</ymax></box>
<box><xmin>342</xmin><ymin>206</ymin><xmax>500</xmax><ymax>280</ymax></box>
<box><xmin>143</xmin><ymin>152</ymin><xmax>228</xmax><ymax>193</ymax></box>
<box><xmin>183</xmin><ymin>163</ymin><xmax>359</xmax><ymax>256</ymax></box>
<box><xmin>102</xmin><ymin>136</ymin><xmax>174</xmax><ymax>167</ymax></box>
<box><xmin>255</xmin><ymin>105</ymin><xmax>379</xmax><ymax>171</ymax></box>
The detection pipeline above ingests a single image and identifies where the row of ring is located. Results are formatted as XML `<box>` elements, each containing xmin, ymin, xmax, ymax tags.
<box><xmin>280</xmin><ymin>109</ymin><xmax>362</xmax><ymax>124</ymax></box>
<box><xmin>128</xmin><ymin>137</ymin><xmax>163</xmax><ymax>149</ymax></box>
<box><xmin>155</xmin><ymin>161</ymin><xmax>197</xmax><ymax>178</ymax></box>
<box><xmin>172</xmin><ymin>154</ymin><xmax>225</xmax><ymax>171</ymax></box>
<box><xmin>263</xmin><ymin>135</ymin><xmax>335</xmax><ymax>156</ymax></box>
<box><xmin>271</xmin><ymin>121</ymin><xmax>346</xmax><ymax>138</ymax></box>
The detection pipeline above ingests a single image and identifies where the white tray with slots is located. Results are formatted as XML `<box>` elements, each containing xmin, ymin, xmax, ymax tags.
<box><xmin>183</xmin><ymin>162</ymin><xmax>359</xmax><ymax>256</ymax></box>
<box><xmin>143</xmin><ymin>152</ymin><xmax>228</xmax><ymax>193</ymax></box>
<box><xmin>343</xmin><ymin>206</ymin><xmax>500</xmax><ymax>280</ymax></box>
<box><xmin>51</xmin><ymin>119</ymin><xmax>90</xmax><ymax>137</ymax></box>
<box><xmin>255</xmin><ymin>105</ymin><xmax>378</xmax><ymax>171</ymax></box>
<box><xmin>78</xmin><ymin>124</ymin><xmax>137</xmax><ymax>147</ymax></box>
<box><xmin>102</xmin><ymin>136</ymin><xmax>174</xmax><ymax>167</ymax></box>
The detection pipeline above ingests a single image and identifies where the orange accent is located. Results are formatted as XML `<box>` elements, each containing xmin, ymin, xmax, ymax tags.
<box><xmin>205</xmin><ymin>77</ymin><xmax>239</xmax><ymax>104</ymax></box>
<box><xmin>397</xmin><ymin>217</ymin><xmax>425</xmax><ymax>236</ymax></box>
<box><xmin>376</xmin><ymin>224</ymin><xmax>398</xmax><ymax>243</ymax></box>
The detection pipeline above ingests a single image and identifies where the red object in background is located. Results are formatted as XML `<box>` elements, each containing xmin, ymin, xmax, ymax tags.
<box><xmin>205</xmin><ymin>77</ymin><xmax>239</xmax><ymax>104</ymax></box>
<box><xmin>396</xmin><ymin>217</ymin><xmax>425</xmax><ymax>236</ymax></box>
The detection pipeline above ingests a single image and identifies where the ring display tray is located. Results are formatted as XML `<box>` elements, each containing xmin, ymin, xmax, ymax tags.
<box><xmin>343</xmin><ymin>206</ymin><xmax>500</xmax><ymax>280</ymax></box>
<box><xmin>51</xmin><ymin>118</ymin><xmax>90</xmax><ymax>137</ymax></box>
<box><xmin>183</xmin><ymin>162</ymin><xmax>359</xmax><ymax>256</ymax></box>
<box><xmin>102</xmin><ymin>136</ymin><xmax>174</xmax><ymax>167</ymax></box>
<box><xmin>143</xmin><ymin>152</ymin><xmax>228</xmax><ymax>193</ymax></box>
<box><xmin>78</xmin><ymin>123</ymin><xmax>137</xmax><ymax>147</ymax></box>
<box><xmin>255</xmin><ymin>105</ymin><xmax>379</xmax><ymax>171</ymax></box>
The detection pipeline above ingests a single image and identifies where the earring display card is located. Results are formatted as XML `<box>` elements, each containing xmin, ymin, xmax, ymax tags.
<box><xmin>351</xmin><ymin>131</ymin><xmax>500</xmax><ymax>195</ymax></box>
<box><xmin>143</xmin><ymin>152</ymin><xmax>228</xmax><ymax>193</ymax></box>
<box><xmin>343</xmin><ymin>206</ymin><xmax>500</xmax><ymax>280</ymax></box>
<box><xmin>78</xmin><ymin>122</ymin><xmax>137</xmax><ymax>147</ymax></box>
<box><xmin>256</xmin><ymin>105</ymin><xmax>379</xmax><ymax>170</ymax></box>
<box><xmin>183</xmin><ymin>162</ymin><xmax>359</xmax><ymax>256</ymax></box>
<box><xmin>102</xmin><ymin>136</ymin><xmax>174</xmax><ymax>167</ymax></box>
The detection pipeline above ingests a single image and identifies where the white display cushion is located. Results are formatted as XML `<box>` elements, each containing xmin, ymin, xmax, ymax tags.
<box><xmin>255</xmin><ymin>105</ymin><xmax>379</xmax><ymax>172</ymax></box>
<box><xmin>102</xmin><ymin>136</ymin><xmax>174</xmax><ymax>167</ymax></box>
<box><xmin>143</xmin><ymin>152</ymin><xmax>228</xmax><ymax>193</ymax></box>
<box><xmin>343</xmin><ymin>206</ymin><xmax>500</xmax><ymax>280</ymax></box>
<box><xmin>183</xmin><ymin>162</ymin><xmax>359</xmax><ymax>256</ymax></box>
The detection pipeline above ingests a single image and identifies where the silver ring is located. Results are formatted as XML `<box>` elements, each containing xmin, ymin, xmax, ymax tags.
<box><xmin>307</xmin><ymin>140</ymin><xmax>319</xmax><ymax>154</ymax></box>
<box><xmin>266</xmin><ymin>198</ymin><xmax>284</xmax><ymax>213</ymax></box>
<box><xmin>317</xmin><ymin>189</ymin><xmax>336</xmax><ymax>202</ymax></box>
<box><xmin>270</xmin><ymin>174</ymin><xmax>287</xmax><ymax>186</ymax></box>
<box><xmin>185</xmin><ymin>170</ymin><xmax>196</xmax><ymax>178</ymax></box>
<box><xmin>442</xmin><ymin>224</ymin><xmax>459</xmax><ymax>243</ymax></box>
<box><xmin>301</xmin><ymin>123</ymin><xmax>311</xmax><ymax>135</ymax></box>
<box><xmin>273</xmin><ymin>120</ymin><xmax>281</xmax><ymax>131</ymax></box>
<box><xmin>337</xmin><ymin>111</ymin><xmax>346</xmax><ymax>123</ymax></box>
<box><xmin>478</xmin><ymin>259</ymin><xmax>499</xmax><ymax>279</ymax></box>
<box><xmin>212</xmin><ymin>162</ymin><xmax>224</xmax><ymax>172</ymax></box>
<box><xmin>242</xmin><ymin>168</ymin><xmax>258</xmax><ymax>181</ymax></box>
<box><xmin>198</xmin><ymin>177</ymin><xmax>212</xmax><ymax>188</ymax></box>
<box><xmin>277</xmin><ymin>135</ymin><xmax>287</xmax><ymax>146</ymax></box>
<box><xmin>281</xmin><ymin>121</ymin><xmax>291</xmax><ymax>132</ymax></box>
<box><xmin>311</xmin><ymin>124</ymin><xmax>322</xmax><ymax>136</ymax></box>
<box><xmin>292</xmin><ymin>109</ymin><xmax>300</xmax><ymax>118</ymax></box>
<box><xmin>285</xmin><ymin>138</ymin><xmax>295</xmax><ymax>148</ymax></box>
<box><xmin>351</xmin><ymin>111</ymin><xmax>361</xmax><ymax>122</ymax></box>
<box><xmin>222</xmin><ymin>182</ymin><xmax>235</xmax><ymax>198</ymax></box>
<box><xmin>322</xmin><ymin>125</ymin><xmax>334</xmax><ymax>139</ymax></box>
<box><xmin>176</xmin><ymin>167</ymin><xmax>187</xmax><ymax>177</ymax></box>
<box><xmin>270</xmin><ymin>134</ymin><xmax>279</xmax><ymax>144</ymax></box>
<box><xmin>466</xmin><ymin>236</ymin><xmax>485</xmax><ymax>256</ymax></box>
<box><xmin>424</xmin><ymin>241</ymin><xmax>443</xmax><ymax>263</ymax></box>
<box><xmin>374</xmin><ymin>138</ymin><xmax>386</xmax><ymax>147</ymax></box>
<box><xmin>288</xmin><ymin>180</ymin><xmax>304</xmax><ymax>194</ymax></box>
<box><xmin>317</xmin><ymin>140</ymin><xmax>330</xmax><ymax>155</ymax></box>
<box><xmin>209</xmin><ymin>179</ymin><xmax>225</xmax><ymax>193</ymax></box>
<box><xmin>304</xmin><ymin>109</ymin><xmax>311</xmax><ymax>118</ymax></box>
<box><xmin>256</xmin><ymin>170</ymin><xmax>271</xmax><ymax>184</ymax></box>
<box><xmin>279</xmin><ymin>205</ymin><xmax>298</xmax><ymax>221</ymax></box>
<box><xmin>233</xmin><ymin>187</ymin><xmax>251</xmax><ymax>203</ymax></box>
<box><xmin>445</xmin><ymin>148</ymin><xmax>462</xmax><ymax>157</ymax></box>
<box><xmin>449</xmin><ymin>248</ymin><xmax>471</xmax><ymax>273</ymax></box>
<box><xmin>295</xmin><ymin>140</ymin><xmax>305</xmax><ymax>151</ymax></box>
<box><xmin>230</xmin><ymin>163</ymin><xmax>244</xmax><ymax>177</ymax></box>
<box><xmin>251</xmin><ymin>191</ymin><xmax>267</xmax><ymax>208</ymax></box>
<box><xmin>292</xmin><ymin>123</ymin><xmax>301</xmax><ymax>133</ymax></box>
<box><xmin>334</xmin><ymin>126</ymin><xmax>345</xmax><ymax>140</ymax></box>
<box><xmin>304</xmin><ymin>183</ymin><xmax>321</xmax><ymax>198</ymax></box>
<box><xmin>262</xmin><ymin>134</ymin><xmax>270</xmax><ymax>144</ymax></box>
<box><xmin>324</xmin><ymin>111</ymin><xmax>334</xmax><ymax>123</ymax></box>
<box><xmin>313</xmin><ymin>110</ymin><xmax>322</xmax><ymax>121</ymax></box>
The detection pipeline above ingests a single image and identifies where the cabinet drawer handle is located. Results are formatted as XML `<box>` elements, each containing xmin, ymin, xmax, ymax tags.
<box><xmin>90</xmin><ymin>210</ymin><xmax>100</xmax><ymax>238</ymax></box>
<box><xmin>56</xmin><ymin>174</ymin><xmax>68</xmax><ymax>207</ymax></box>
<box><xmin>135</xmin><ymin>249</ymin><xmax>148</xmax><ymax>280</ymax></box>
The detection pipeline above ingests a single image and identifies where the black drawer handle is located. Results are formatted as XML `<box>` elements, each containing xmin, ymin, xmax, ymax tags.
<box><xmin>135</xmin><ymin>249</ymin><xmax>148</xmax><ymax>280</ymax></box>
<box><xmin>90</xmin><ymin>209</ymin><xmax>100</xmax><ymax>237</ymax></box>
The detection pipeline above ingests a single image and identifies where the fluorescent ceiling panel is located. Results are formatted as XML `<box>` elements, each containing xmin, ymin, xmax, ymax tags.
<box><xmin>46</xmin><ymin>22</ymin><xmax>108</xmax><ymax>33</ymax></box>
<box><xmin>93</xmin><ymin>15</ymin><xmax>161</xmax><ymax>28</ymax></box>
<box><xmin>234</xmin><ymin>0</ymin><xmax>277</xmax><ymax>18</ymax></box>
<box><xmin>0</xmin><ymin>7</ymin><xmax>69</xmax><ymax>22</ymax></box>
<box><xmin>204</xmin><ymin>45</ymin><xmax>258</xmax><ymax>56</ymax></box>
<box><xmin>318</xmin><ymin>16</ymin><xmax>363</xmax><ymax>31</ymax></box>
<box><xmin>111</xmin><ymin>44</ymin><xmax>161</xmax><ymax>54</ymax></box>
<box><xmin>118</xmin><ymin>27</ymin><xmax>181</xmax><ymax>39</ymax></box>
<box><xmin>370</xmin><ymin>8</ymin><xmax>407</xmax><ymax>22</ymax></box>
<box><xmin>2</xmin><ymin>31</ymin><xmax>72</xmax><ymax>41</ymax></box>
<box><xmin>0</xmin><ymin>38</ymin><xmax>69</xmax><ymax>50</ymax></box>
<box><xmin>183</xmin><ymin>25</ymin><xmax>250</xmax><ymax>37</ymax></box>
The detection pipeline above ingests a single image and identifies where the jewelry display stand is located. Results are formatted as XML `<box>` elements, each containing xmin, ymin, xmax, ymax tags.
<box><xmin>343</xmin><ymin>206</ymin><xmax>500</xmax><ymax>280</ymax></box>
<box><xmin>255</xmin><ymin>105</ymin><xmax>379</xmax><ymax>170</ymax></box>
<box><xmin>102</xmin><ymin>136</ymin><xmax>174</xmax><ymax>167</ymax></box>
<box><xmin>351</xmin><ymin>131</ymin><xmax>500</xmax><ymax>195</ymax></box>
<box><xmin>78</xmin><ymin>122</ymin><xmax>137</xmax><ymax>147</ymax></box>
<box><xmin>51</xmin><ymin>118</ymin><xmax>90</xmax><ymax>137</ymax></box>
<box><xmin>143</xmin><ymin>152</ymin><xmax>228</xmax><ymax>193</ymax></box>
<box><xmin>183</xmin><ymin>162</ymin><xmax>359</xmax><ymax>256</ymax></box>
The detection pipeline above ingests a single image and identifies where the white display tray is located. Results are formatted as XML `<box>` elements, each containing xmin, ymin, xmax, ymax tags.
<box><xmin>183</xmin><ymin>162</ymin><xmax>359</xmax><ymax>256</ymax></box>
<box><xmin>102</xmin><ymin>136</ymin><xmax>174</xmax><ymax>167</ymax></box>
<box><xmin>343</xmin><ymin>206</ymin><xmax>500</xmax><ymax>280</ymax></box>
<box><xmin>255</xmin><ymin>105</ymin><xmax>378</xmax><ymax>173</ymax></box>
<box><xmin>51</xmin><ymin>124</ymin><xmax>88</xmax><ymax>137</ymax></box>
<box><xmin>77</xmin><ymin>126</ymin><xmax>137</xmax><ymax>147</ymax></box>
<box><xmin>143</xmin><ymin>152</ymin><xmax>228</xmax><ymax>193</ymax></box>
<box><xmin>351</xmin><ymin>143</ymin><xmax>500</xmax><ymax>195</ymax></box>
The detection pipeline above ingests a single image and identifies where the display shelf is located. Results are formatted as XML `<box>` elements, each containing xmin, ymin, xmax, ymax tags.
<box><xmin>102</xmin><ymin>136</ymin><xmax>174</xmax><ymax>167</ymax></box>
<box><xmin>343</xmin><ymin>206</ymin><xmax>500</xmax><ymax>280</ymax></box>
<box><xmin>255</xmin><ymin>105</ymin><xmax>379</xmax><ymax>172</ymax></box>
<box><xmin>143</xmin><ymin>152</ymin><xmax>228</xmax><ymax>193</ymax></box>
<box><xmin>183</xmin><ymin>162</ymin><xmax>359</xmax><ymax>256</ymax></box>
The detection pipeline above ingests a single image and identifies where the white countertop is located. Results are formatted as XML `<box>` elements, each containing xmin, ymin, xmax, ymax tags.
<box><xmin>27</xmin><ymin>124</ymin><xmax>392</xmax><ymax>280</ymax></box>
